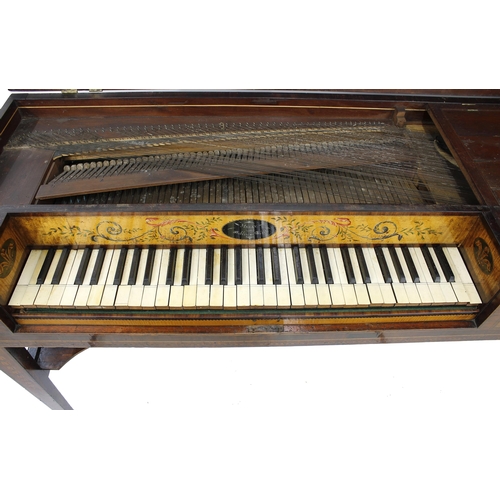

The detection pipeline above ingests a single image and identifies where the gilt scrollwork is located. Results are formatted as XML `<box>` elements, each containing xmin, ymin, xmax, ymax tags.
<box><xmin>42</xmin><ymin>216</ymin><xmax>444</xmax><ymax>246</ymax></box>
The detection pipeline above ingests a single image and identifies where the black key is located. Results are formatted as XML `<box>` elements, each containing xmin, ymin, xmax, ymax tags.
<box><xmin>305</xmin><ymin>245</ymin><xmax>319</xmax><ymax>284</ymax></box>
<box><xmin>74</xmin><ymin>247</ymin><xmax>92</xmax><ymax>285</ymax></box>
<box><xmin>355</xmin><ymin>247</ymin><xmax>370</xmax><ymax>284</ymax></box>
<box><xmin>113</xmin><ymin>248</ymin><xmax>128</xmax><ymax>285</ymax></box>
<box><xmin>401</xmin><ymin>246</ymin><xmax>419</xmax><ymax>283</ymax></box>
<box><xmin>37</xmin><ymin>248</ymin><xmax>56</xmax><ymax>284</ymax></box>
<box><xmin>143</xmin><ymin>247</ymin><xmax>156</xmax><ymax>286</ymax></box>
<box><xmin>341</xmin><ymin>246</ymin><xmax>356</xmax><ymax>284</ymax></box>
<box><xmin>292</xmin><ymin>245</ymin><xmax>304</xmax><ymax>284</ymax></box>
<box><xmin>51</xmin><ymin>247</ymin><xmax>70</xmax><ymax>285</ymax></box>
<box><xmin>165</xmin><ymin>247</ymin><xmax>177</xmax><ymax>285</ymax></box>
<box><xmin>271</xmin><ymin>247</ymin><xmax>281</xmax><ymax>285</ymax></box>
<box><xmin>90</xmin><ymin>248</ymin><xmax>106</xmax><ymax>285</ymax></box>
<box><xmin>388</xmin><ymin>247</ymin><xmax>405</xmax><ymax>283</ymax></box>
<box><xmin>433</xmin><ymin>245</ymin><xmax>455</xmax><ymax>283</ymax></box>
<box><xmin>128</xmin><ymin>247</ymin><xmax>142</xmax><ymax>285</ymax></box>
<box><xmin>421</xmin><ymin>246</ymin><xmax>440</xmax><ymax>283</ymax></box>
<box><xmin>220</xmin><ymin>246</ymin><xmax>228</xmax><ymax>285</ymax></box>
<box><xmin>375</xmin><ymin>247</ymin><xmax>392</xmax><ymax>283</ymax></box>
<box><xmin>319</xmin><ymin>246</ymin><xmax>334</xmax><ymax>284</ymax></box>
<box><xmin>234</xmin><ymin>247</ymin><xmax>242</xmax><ymax>285</ymax></box>
<box><xmin>181</xmin><ymin>247</ymin><xmax>192</xmax><ymax>285</ymax></box>
<box><xmin>205</xmin><ymin>247</ymin><xmax>214</xmax><ymax>285</ymax></box>
<box><xmin>256</xmin><ymin>246</ymin><xmax>265</xmax><ymax>284</ymax></box>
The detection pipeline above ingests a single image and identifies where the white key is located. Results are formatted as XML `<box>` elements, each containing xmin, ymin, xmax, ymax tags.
<box><xmin>9</xmin><ymin>250</ymin><xmax>43</xmax><ymax>306</ymax></box>
<box><xmin>249</xmin><ymin>248</ymin><xmax>264</xmax><ymax>307</ymax></box>
<box><xmin>88</xmin><ymin>249</ymin><xmax>113</xmax><ymax>307</ymax></box>
<box><xmin>349</xmin><ymin>247</ymin><xmax>370</xmax><ymax>306</ymax></box>
<box><xmin>115</xmin><ymin>249</ymin><xmax>135</xmax><ymax>308</ymax></box>
<box><xmin>155</xmin><ymin>249</ymin><xmax>171</xmax><ymax>308</ymax></box>
<box><xmin>361</xmin><ymin>247</ymin><xmax>384</xmax><ymax>305</ymax></box>
<box><xmin>303</xmin><ymin>285</ymin><xmax>319</xmax><ymax>307</ymax></box>
<box><xmin>195</xmin><ymin>248</ymin><xmax>211</xmax><ymax>308</ymax></box>
<box><xmin>313</xmin><ymin>247</ymin><xmax>332</xmax><ymax>307</ymax></box>
<box><xmin>210</xmin><ymin>285</ymin><xmax>224</xmax><ymax>309</ymax></box>
<box><xmin>20</xmin><ymin>249</ymin><xmax>48</xmax><ymax>306</ymax></box>
<box><xmin>237</xmin><ymin>248</ymin><xmax>251</xmax><ymax>308</ymax></box>
<box><xmin>364</xmin><ymin>247</ymin><xmax>395</xmax><ymax>305</ymax></box>
<box><xmin>285</xmin><ymin>248</ymin><xmax>304</xmax><ymax>308</ymax></box>
<box><xmin>141</xmin><ymin>248</ymin><xmax>161</xmax><ymax>308</ymax></box>
<box><xmin>101</xmin><ymin>249</ymin><xmax>121</xmax><ymax>307</ymax></box>
<box><xmin>444</xmin><ymin>247</ymin><xmax>482</xmax><ymax>304</ymax></box>
<box><xmin>155</xmin><ymin>286</ymin><xmax>171</xmax><ymax>308</ymax></box>
<box><xmin>382</xmin><ymin>247</ymin><xmax>409</xmax><ymax>305</ymax></box>
<box><xmin>18</xmin><ymin>251</ymin><xmax>43</xmax><ymax>285</ymax></box>
<box><xmin>187</xmin><ymin>247</ymin><xmax>198</xmax><ymax>276</ymax></box>
<box><xmin>401</xmin><ymin>247</ymin><xmax>432</xmax><ymax>305</ymax></box>
<box><xmin>439</xmin><ymin>247</ymin><xmax>469</xmax><ymax>304</ymax></box>
<box><xmin>276</xmin><ymin>247</ymin><xmax>291</xmax><ymax>308</ymax></box>
<box><xmin>74</xmin><ymin>248</ymin><xmax>99</xmax><ymax>308</ymax></box>
<box><xmin>196</xmin><ymin>284</ymin><xmax>211</xmax><ymax>308</ymax></box>
<box><xmin>212</xmin><ymin>248</ymin><xmax>221</xmax><ymax>284</ymax></box>
<box><xmin>395</xmin><ymin>247</ymin><xmax>422</xmax><ymax>305</ymax></box>
<box><xmin>326</xmin><ymin>248</ymin><xmax>346</xmax><ymax>306</ymax></box>
<box><xmin>428</xmin><ymin>247</ymin><xmax>457</xmax><ymax>304</ymax></box>
<box><xmin>29</xmin><ymin>250</ymin><xmax>48</xmax><ymax>285</ymax></box>
<box><xmin>332</xmin><ymin>248</ymin><xmax>356</xmax><ymax>306</ymax></box>
<box><xmin>73</xmin><ymin>284</ymin><xmax>92</xmax><ymax>308</ymax></box>
<box><xmin>300</xmin><ymin>247</ymin><xmax>318</xmax><ymax>308</ymax></box>
<box><xmin>183</xmin><ymin>248</ymin><xmax>199</xmax><ymax>308</ymax></box>
<box><xmin>9</xmin><ymin>250</ymin><xmax>42</xmax><ymax>306</ymax></box>
<box><xmin>60</xmin><ymin>249</ymin><xmax>85</xmax><ymax>307</ymax></box>
<box><xmin>84</xmin><ymin>249</ymin><xmax>100</xmax><ymax>282</ymax></box>
<box><xmin>33</xmin><ymin>286</ymin><xmax>53</xmax><ymax>308</ymax></box>
<box><xmin>223</xmin><ymin>248</ymin><xmax>236</xmax><ymax>309</ymax></box>
<box><xmin>411</xmin><ymin>247</ymin><xmax>446</xmax><ymax>304</ymax></box>
<box><xmin>169</xmin><ymin>248</ymin><xmax>185</xmax><ymax>308</ymax></box>
<box><xmin>128</xmin><ymin>249</ymin><xmax>150</xmax><ymax>307</ymax></box>
<box><xmin>34</xmin><ymin>249</ymin><xmax>64</xmax><ymax>307</ymax></box>
<box><xmin>210</xmin><ymin>247</ymin><xmax>224</xmax><ymax>309</ymax></box>
<box><xmin>47</xmin><ymin>250</ymin><xmax>78</xmax><ymax>307</ymax></box>
<box><xmin>263</xmin><ymin>248</ymin><xmax>277</xmax><ymax>308</ymax></box>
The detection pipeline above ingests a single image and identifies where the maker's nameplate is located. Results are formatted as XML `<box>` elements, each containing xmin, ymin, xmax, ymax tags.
<box><xmin>222</xmin><ymin>219</ymin><xmax>277</xmax><ymax>240</ymax></box>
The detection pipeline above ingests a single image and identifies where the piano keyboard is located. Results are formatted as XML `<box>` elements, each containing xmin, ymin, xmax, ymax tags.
<box><xmin>8</xmin><ymin>244</ymin><xmax>482</xmax><ymax>310</ymax></box>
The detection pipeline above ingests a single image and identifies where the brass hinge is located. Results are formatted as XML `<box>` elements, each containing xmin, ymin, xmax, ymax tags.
<box><xmin>60</xmin><ymin>89</ymin><xmax>103</xmax><ymax>94</ymax></box>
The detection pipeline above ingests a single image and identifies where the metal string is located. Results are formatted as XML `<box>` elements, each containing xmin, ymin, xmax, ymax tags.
<box><xmin>50</xmin><ymin>122</ymin><xmax>475</xmax><ymax>205</ymax></box>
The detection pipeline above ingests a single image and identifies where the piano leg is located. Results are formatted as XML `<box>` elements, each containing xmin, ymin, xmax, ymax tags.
<box><xmin>0</xmin><ymin>347</ymin><xmax>73</xmax><ymax>410</ymax></box>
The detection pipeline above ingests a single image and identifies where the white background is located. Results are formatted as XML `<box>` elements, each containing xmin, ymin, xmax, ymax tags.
<box><xmin>1</xmin><ymin>3</ymin><xmax>499</xmax><ymax>499</ymax></box>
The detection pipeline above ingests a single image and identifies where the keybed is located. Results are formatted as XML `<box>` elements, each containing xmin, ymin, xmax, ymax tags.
<box><xmin>9</xmin><ymin>244</ymin><xmax>482</xmax><ymax>310</ymax></box>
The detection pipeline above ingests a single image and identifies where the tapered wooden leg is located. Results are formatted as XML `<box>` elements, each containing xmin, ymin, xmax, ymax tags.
<box><xmin>0</xmin><ymin>347</ymin><xmax>73</xmax><ymax>410</ymax></box>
